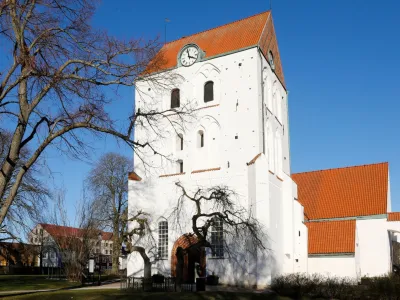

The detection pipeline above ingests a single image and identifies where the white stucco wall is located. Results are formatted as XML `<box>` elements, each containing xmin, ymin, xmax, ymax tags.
<box><xmin>308</xmin><ymin>255</ymin><xmax>357</xmax><ymax>279</ymax></box>
<box><xmin>357</xmin><ymin>218</ymin><xmax>391</xmax><ymax>277</ymax></box>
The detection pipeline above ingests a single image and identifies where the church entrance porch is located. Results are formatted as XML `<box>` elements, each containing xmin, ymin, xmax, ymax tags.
<box><xmin>171</xmin><ymin>234</ymin><xmax>206</xmax><ymax>283</ymax></box>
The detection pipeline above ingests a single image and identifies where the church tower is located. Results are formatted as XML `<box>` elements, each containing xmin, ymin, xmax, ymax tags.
<box><xmin>128</xmin><ymin>11</ymin><xmax>308</xmax><ymax>287</ymax></box>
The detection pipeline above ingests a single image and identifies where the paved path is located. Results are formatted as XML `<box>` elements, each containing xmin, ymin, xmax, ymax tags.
<box><xmin>206</xmin><ymin>285</ymin><xmax>274</xmax><ymax>293</ymax></box>
<box><xmin>76</xmin><ymin>282</ymin><xmax>120</xmax><ymax>290</ymax></box>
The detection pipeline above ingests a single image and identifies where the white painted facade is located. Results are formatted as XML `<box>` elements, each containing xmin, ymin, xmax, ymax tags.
<box><xmin>308</xmin><ymin>255</ymin><xmax>358</xmax><ymax>279</ymax></box>
<box><xmin>307</xmin><ymin>215</ymin><xmax>400</xmax><ymax>280</ymax></box>
<box><xmin>128</xmin><ymin>46</ymin><xmax>307</xmax><ymax>287</ymax></box>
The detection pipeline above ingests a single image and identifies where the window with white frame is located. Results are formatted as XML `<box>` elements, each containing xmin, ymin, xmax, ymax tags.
<box><xmin>158</xmin><ymin>220</ymin><xmax>168</xmax><ymax>259</ymax></box>
<box><xmin>210</xmin><ymin>217</ymin><xmax>224</xmax><ymax>258</ymax></box>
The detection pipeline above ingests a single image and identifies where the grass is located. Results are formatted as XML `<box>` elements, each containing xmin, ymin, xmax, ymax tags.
<box><xmin>6</xmin><ymin>289</ymin><xmax>289</xmax><ymax>300</ymax></box>
<box><xmin>0</xmin><ymin>275</ymin><xmax>80</xmax><ymax>292</ymax></box>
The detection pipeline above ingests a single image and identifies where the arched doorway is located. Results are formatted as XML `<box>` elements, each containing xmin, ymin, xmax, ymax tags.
<box><xmin>171</xmin><ymin>234</ymin><xmax>206</xmax><ymax>283</ymax></box>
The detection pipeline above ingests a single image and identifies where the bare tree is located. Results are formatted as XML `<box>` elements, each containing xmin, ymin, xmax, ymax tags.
<box><xmin>46</xmin><ymin>189</ymin><xmax>100</xmax><ymax>282</ymax></box>
<box><xmin>0</xmin><ymin>0</ymin><xmax>193</xmax><ymax>229</ymax></box>
<box><xmin>87</xmin><ymin>152</ymin><xmax>130</xmax><ymax>274</ymax></box>
<box><xmin>0</xmin><ymin>130</ymin><xmax>49</xmax><ymax>241</ymax></box>
<box><xmin>173</xmin><ymin>182</ymin><xmax>268</xmax><ymax>284</ymax></box>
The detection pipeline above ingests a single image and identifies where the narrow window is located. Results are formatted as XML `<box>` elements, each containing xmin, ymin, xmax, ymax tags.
<box><xmin>210</xmin><ymin>217</ymin><xmax>224</xmax><ymax>258</ymax></box>
<box><xmin>204</xmin><ymin>81</ymin><xmax>214</xmax><ymax>102</ymax></box>
<box><xmin>197</xmin><ymin>130</ymin><xmax>204</xmax><ymax>148</ymax></box>
<box><xmin>171</xmin><ymin>89</ymin><xmax>180</xmax><ymax>108</ymax></box>
<box><xmin>158</xmin><ymin>220</ymin><xmax>168</xmax><ymax>259</ymax></box>
<box><xmin>177</xmin><ymin>160</ymin><xmax>183</xmax><ymax>173</ymax></box>
<box><xmin>177</xmin><ymin>134</ymin><xmax>183</xmax><ymax>151</ymax></box>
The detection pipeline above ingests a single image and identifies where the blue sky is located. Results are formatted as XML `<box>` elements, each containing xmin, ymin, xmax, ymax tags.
<box><xmin>47</xmin><ymin>0</ymin><xmax>400</xmax><ymax>220</ymax></box>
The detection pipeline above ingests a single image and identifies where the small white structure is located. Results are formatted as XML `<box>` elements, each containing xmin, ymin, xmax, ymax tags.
<box><xmin>127</xmin><ymin>11</ymin><xmax>307</xmax><ymax>287</ymax></box>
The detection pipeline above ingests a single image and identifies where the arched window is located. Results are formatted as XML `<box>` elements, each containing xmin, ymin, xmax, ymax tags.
<box><xmin>204</xmin><ymin>81</ymin><xmax>214</xmax><ymax>103</ymax></box>
<box><xmin>171</xmin><ymin>89</ymin><xmax>180</xmax><ymax>108</ymax></box>
<box><xmin>210</xmin><ymin>217</ymin><xmax>223</xmax><ymax>258</ymax></box>
<box><xmin>177</xmin><ymin>134</ymin><xmax>183</xmax><ymax>151</ymax></box>
<box><xmin>158</xmin><ymin>220</ymin><xmax>168</xmax><ymax>259</ymax></box>
<box><xmin>197</xmin><ymin>130</ymin><xmax>204</xmax><ymax>148</ymax></box>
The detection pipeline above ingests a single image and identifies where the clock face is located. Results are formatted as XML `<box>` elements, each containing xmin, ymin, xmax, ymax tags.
<box><xmin>180</xmin><ymin>46</ymin><xmax>199</xmax><ymax>67</ymax></box>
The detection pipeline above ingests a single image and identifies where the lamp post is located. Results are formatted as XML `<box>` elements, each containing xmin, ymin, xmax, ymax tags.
<box><xmin>97</xmin><ymin>232</ymin><xmax>102</xmax><ymax>286</ymax></box>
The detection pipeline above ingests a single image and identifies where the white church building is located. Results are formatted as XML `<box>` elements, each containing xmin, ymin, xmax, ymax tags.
<box><xmin>127</xmin><ymin>10</ymin><xmax>400</xmax><ymax>286</ymax></box>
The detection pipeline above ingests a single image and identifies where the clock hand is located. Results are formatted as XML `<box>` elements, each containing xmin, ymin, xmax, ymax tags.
<box><xmin>187</xmin><ymin>48</ymin><xmax>196</xmax><ymax>60</ymax></box>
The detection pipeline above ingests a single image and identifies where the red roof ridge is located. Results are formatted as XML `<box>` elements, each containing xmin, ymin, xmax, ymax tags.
<box><xmin>164</xmin><ymin>10</ymin><xmax>271</xmax><ymax>46</ymax></box>
<box><xmin>293</xmin><ymin>161</ymin><xmax>388</xmax><ymax>176</ymax></box>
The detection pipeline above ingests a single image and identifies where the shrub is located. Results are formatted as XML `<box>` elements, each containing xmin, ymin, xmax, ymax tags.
<box><xmin>271</xmin><ymin>273</ymin><xmax>320</xmax><ymax>298</ymax></box>
<box><xmin>271</xmin><ymin>273</ymin><xmax>356</xmax><ymax>299</ymax></box>
<box><xmin>360</xmin><ymin>274</ymin><xmax>400</xmax><ymax>299</ymax></box>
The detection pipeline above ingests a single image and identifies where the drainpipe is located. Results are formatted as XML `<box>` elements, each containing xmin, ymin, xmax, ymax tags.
<box><xmin>259</xmin><ymin>48</ymin><xmax>266</xmax><ymax>154</ymax></box>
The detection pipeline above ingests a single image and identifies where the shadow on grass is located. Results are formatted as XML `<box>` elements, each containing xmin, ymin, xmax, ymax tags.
<box><xmin>6</xmin><ymin>290</ymin><xmax>290</xmax><ymax>300</ymax></box>
<box><xmin>0</xmin><ymin>275</ymin><xmax>79</xmax><ymax>292</ymax></box>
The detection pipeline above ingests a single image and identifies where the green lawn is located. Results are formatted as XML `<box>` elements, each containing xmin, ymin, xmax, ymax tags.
<box><xmin>7</xmin><ymin>289</ymin><xmax>289</xmax><ymax>300</ymax></box>
<box><xmin>0</xmin><ymin>275</ymin><xmax>80</xmax><ymax>292</ymax></box>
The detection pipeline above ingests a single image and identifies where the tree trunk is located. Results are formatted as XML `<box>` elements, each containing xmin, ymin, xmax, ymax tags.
<box><xmin>111</xmin><ymin>229</ymin><xmax>119</xmax><ymax>274</ymax></box>
<box><xmin>131</xmin><ymin>245</ymin><xmax>151</xmax><ymax>278</ymax></box>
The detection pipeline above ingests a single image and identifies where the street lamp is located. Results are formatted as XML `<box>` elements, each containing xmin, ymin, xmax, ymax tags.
<box><xmin>97</xmin><ymin>232</ymin><xmax>102</xmax><ymax>286</ymax></box>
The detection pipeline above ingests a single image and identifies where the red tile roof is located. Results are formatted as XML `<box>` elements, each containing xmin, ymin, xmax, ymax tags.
<box><xmin>292</xmin><ymin>162</ymin><xmax>388</xmax><ymax>220</ymax></box>
<box><xmin>307</xmin><ymin>220</ymin><xmax>356</xmax><ymax>254</ymax></box>
<box><xmin>388</xmin><ymin>212</ymin><xmax>400</xmax><ymax>222</ymax></box>
<box><xmin>146</xmin><ymin>11</ymin><xmax>285</xmax><ymax>86</ymax></box>
<box><xmin>39</xmin><ymin>224</ymin><xmax>113</xmax><ymax>240</ymax></box>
